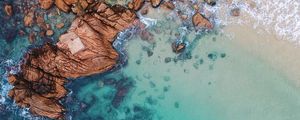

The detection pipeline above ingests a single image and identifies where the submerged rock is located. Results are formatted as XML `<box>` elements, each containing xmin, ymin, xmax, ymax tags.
<box><xmin>231</xmin><ymin>8</ymin><xmax>240</xmax><ymax>16</ymax></box>
<box><xmin>8</xmin><ymin>2</ymin><xmax>137</xmax><ymax>119</ymax></box>
<box><xmin>4</xmin><ymin>4</ymin><xmax>13</xmax><ymax>16</ymax></box>
<box><xmin>172</xmin><ymin>42</ymin><xmax>186</xmax><ymax>53</ymax></box>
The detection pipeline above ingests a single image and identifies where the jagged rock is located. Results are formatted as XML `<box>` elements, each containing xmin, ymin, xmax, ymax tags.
<box><xmin>55</xmin><ymin>0</ymin><xmax>70</xmax><ymax>13</ymax></box>
<box><xmin>8</xmin><ymin>2</ymin><xmax>137</xmax><ymax>119</ymax></box>
<box><xmin>192</xmin><ymin>12</ymin><xmax>213</xmax><ymax>29</ymax></box>
<box><xmin>56</xmin><ymin>23</ymin><xmax>65</xmax><ymax>29</ymax></box>
<box><xmin>4</xmin><ymin>4</ymin><xmax>13</xmax><ymax>16</ymax></box>
<box><xmin>46</xmin><ymin>30</ymin><xmax>54</xmax><ymax>36</ymax></box>
<box><xmin>128</xmin><ymin>0</ymin><xmax>145</xmax><ymax>11</ymax></box>
<box><xmin>39</xmin><ymin>0</ymin><xmax>54</xmax><ymax>10</ymax></box>
<box><xmin>150</xmin><ymin>0</ymin><xmax>163</xmax><ymax>8</ymax></box>
<box><xmin>24</xmin><ymin>11</ymin><xmax>34</xmax><ymax>27</ymax></box>
<box><xmin>172</xmin><ymin>42</ymin><xmax>186</xmax><ymax>53</ymax></box>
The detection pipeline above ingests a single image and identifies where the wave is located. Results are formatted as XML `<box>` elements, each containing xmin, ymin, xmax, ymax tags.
<box><xmin>214</xmin><ymin>0</ymin><xmax>300</xmax><ymax>44</ymax></box>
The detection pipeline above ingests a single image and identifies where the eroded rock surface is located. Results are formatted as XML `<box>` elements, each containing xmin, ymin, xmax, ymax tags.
<box><xmin>8</xmin><ymin>2</ymin><xmax>137</xmax><ymax>119</ymax></box>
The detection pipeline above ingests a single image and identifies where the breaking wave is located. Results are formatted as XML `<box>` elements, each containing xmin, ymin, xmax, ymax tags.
<box><xmin>213</xmin><ymin>0</ymin><xmax>300</xmax><ymax>44</ymax></box>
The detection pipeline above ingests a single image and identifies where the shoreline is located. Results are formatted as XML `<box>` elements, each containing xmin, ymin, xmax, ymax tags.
<box><xmin>223</xmin><ymin>22</ymin><xmax>300</xmax><ymax>87</ymax></box>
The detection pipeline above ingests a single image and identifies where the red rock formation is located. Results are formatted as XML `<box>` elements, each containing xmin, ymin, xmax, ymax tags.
<box><xmin>8</xmin><ymin>2</ymin><xmax>137</xmax><ymax>119</ymax></box>
<box><xmin>192</xmin><ymin>12</ymin><xmax>213</xmax><ymax>29</ymax></box>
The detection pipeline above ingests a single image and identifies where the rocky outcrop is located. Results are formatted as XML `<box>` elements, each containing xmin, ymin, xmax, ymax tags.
<box><xmin>8</xmin><ymin>2</ymin><xmax>137</xmax><ymax>119</ymax></box>
<box><xmin>192</xmin><ymin>12</ymin><xmax>213</xmax><ymax>29</ymax></box>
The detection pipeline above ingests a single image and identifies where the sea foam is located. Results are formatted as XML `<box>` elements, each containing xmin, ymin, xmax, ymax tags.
<box><xmin>215</xmin><ymin>0</ymin><xmax>300</xmax><ymax>44</ymax></box>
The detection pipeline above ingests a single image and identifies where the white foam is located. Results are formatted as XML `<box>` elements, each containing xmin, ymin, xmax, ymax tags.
<box><xmin>215</xmin><ymin>0</ymin><xmax>300</xmax><ymax>44</ymax></box>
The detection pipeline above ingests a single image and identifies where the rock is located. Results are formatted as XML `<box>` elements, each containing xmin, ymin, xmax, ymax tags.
<box><xmin>192</xmin><ymin>12</ymin><xmax>213</xmax><ymax>29</ymax></box>
<box><xmin>46</xmin><ymin>30</ymin><xmax>54</xmax><ymax>36</ymax></box>
<box><xmin>128</xmin><ymin>0</ymin><xmax>145</xmax><ymax>11</ymax></box>
<box><xmin>56</xmin><ymin>23</ymin><xmax>65</xmax><ymax>29</ymax></box>
<box><xmin>139</xmin><ymin>30</ymin><xmax>154</xmax><ymax>41</ymax></box>
<box><xmin>164</xmin><ymin>57</ymin><xmax>172</xmax><ymax>63</ymax></box>
<box><xmin>4</xmin><ymin>4</ymin><xmax>13</xmax><ymax>16</ymax></box>
<box><xmin>151</xmin><ymin>0</ymin><xmax>163</xmax><ymax>8</ymax></box>
<box><xmin>172</xmin><ymin>42</ymin><xmax>186</xmax><ymax>53</ymax></box>
<box><xmin>28</xmin><ymin>32</ymin><xmax>36</xmax><ymax>43</ymax></box>
<box><xmin>55</xmin><ymin>0</ymin><xmax>70</xmax><ymax>13</ymax></box>
<box><xmin>8</xmin><ymin>2</ymin><xmax>137</xmax><ymax>119</ymax></box>
<box><xmin>230</xmin><ymin>8</ymin><xmax>240</xmax><ymax>16</ymax></box>
<box><xmin>64</xmin><ymin>0</ymin><xmax>78</xmax><ymax>5</ymax></box>
<box><xmin>140</xmin><ymin>7</ymin><xmax>148</xmax><ymax>15</ymax></box>
<box><xmin>39</xmin><ymin>0</ymin><xmax>54</xmax><ymax>10</ymax></box>
<box><xmin>24</xmin><ymin>11</ymin><xmax>35</xmax><ymax>27</ymax></box>
<box><xmin>36</xmin><ymin>15</ymin><xmax>47</xmax><ymax>30</ymax></box>
<box><xmin>204</xmin><ymin>0</ymin><xmax>217</xmax><ymax>6</ymax></box>
<box><xmin>162</xmin><ymin>1</ymin><xmax>175</xmax><ymax>10</ymax></box>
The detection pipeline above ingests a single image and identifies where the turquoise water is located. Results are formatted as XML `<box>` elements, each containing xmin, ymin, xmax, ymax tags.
<box><xmin>71</xmin><ymin>16</ymin><xmax>300</xmax><ymax>120</ymax></box>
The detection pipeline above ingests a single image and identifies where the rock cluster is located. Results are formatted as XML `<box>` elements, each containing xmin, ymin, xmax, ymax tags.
<box><xmin>8</xmin><ymin>2</ymin><xmax>137</xmax><ymax>119</ymax></box>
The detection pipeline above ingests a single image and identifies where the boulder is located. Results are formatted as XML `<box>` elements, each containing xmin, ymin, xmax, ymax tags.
<box><xmin>150</xmin><ymin>0</ymin><xmax>163</xmax><ymax>8</ymax></box>
<box><xmin>192</xmin><ymin>12</ymin><xmax>213</xmax><ymax>29</ymax></box>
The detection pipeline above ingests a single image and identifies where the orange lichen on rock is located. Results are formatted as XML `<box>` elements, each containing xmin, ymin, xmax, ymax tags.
<box><xmin>8</xmin><ymin>2</ymin><xmax>137</xmax><ymax>119</ymax></box>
